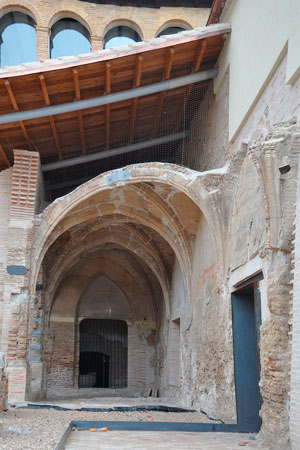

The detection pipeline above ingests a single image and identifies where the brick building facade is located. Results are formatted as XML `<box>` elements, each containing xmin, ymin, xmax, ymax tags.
<box><xmin>0</xmin><ymin>1</ymin><xmax>299</xmax><ymax>449</ymax></box>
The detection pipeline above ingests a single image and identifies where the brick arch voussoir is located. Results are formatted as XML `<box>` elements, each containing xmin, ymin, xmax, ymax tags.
<box><xmin>0</xmin><ymin>1</ymin><xmax>42</xmax><ymax>24</ymax></box>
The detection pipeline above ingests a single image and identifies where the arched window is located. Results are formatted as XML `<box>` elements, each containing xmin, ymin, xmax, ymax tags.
<box><xmin>104</xmin><ymin>26</ymin><xmax>141</xmax><ymax>49</ymax></box>
<box><xmin>157</xmin><ymin>26</ymin><xmax>186</xmax><ymax>38</ymax></box>
<box><xmin>0</xmin><ymin>12</ymin><xmax>37</xmax><ymax>67</ymax></box>
<box><xmin>50</xmin><ymin>18</ymin><xmax>90</xmax><ymax>58</ymax></box>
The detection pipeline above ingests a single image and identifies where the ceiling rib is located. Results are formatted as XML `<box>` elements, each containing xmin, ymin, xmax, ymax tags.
<box><xmin>72</xmin><ymin>68</ymin><xmax>86</xmax><ymax>155</ymax></box>
<box><xmin>42</xmin><ymin>131</ymin><xmax>186</xmax><ymax>172</ymax></box>
<box><xmin>0</xmin><ymin>68</ymin><xmax>218</xmax><ymax>125</ymax></box>
<box><xmin>39</xmin><ymin>75</ymin><xmax>63</xmax><ymax>160</ymax></box>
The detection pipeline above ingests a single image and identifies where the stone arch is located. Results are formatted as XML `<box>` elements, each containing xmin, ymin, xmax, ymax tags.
<box><xmin>0</xmin><ymin>1</ymin><xmax>41</xmax><ymax>24</ymax></box>
<box><xmin>102</xmin><ymin>19</ymin><xmax>144</xmax><ymax>41</ymax></box>
<box><xmin>31</xmin><ymin>164</ymin><xmax>223</xmax><ymax>299</ymax></box>
<box><xmin>155</xmin><ymin>19</ymin><xmax>192</xmax><ymax>38</ymax></box>
<box><xmin>48</xmin><ymin>10</ymin><xmax>91</xmax><ymax>35</ymax></box>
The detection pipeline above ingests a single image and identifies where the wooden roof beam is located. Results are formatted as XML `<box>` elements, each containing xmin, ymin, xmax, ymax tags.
<box><xmin>129</xmin><ymin>55</ymin><xmax>143</xmax><ymax>144</ymax></box>
<box><xmin>39</xmin><ymin>75</ymin><xmax>63</xmax><ymax>161</ymax></box>
<box><xmin>105</xmin><ymin>62</ymin><xmax>111</xmax><ymax>150</ymax></box>
<box><xmin>4</xmin><ymin>79</ymin><xmax>33</xmax><ymax>151</ymax></box>
<box><xmin>152</xmin><ymin>47</ymin><xmax>174</xmax><ymax>139</ymax></box>
<box><xmin>0</xmin><ymin>143</ymin><xmax>11</xmax><ymax>167</ymax></box>
<box><xmin>175</xmin><ymin>39</ymin><xmax>207</xmax><ymax>132</ymax></box>
<box><xmin>72</xmin><ymin>69</ymin><xmax>86</xmax><ymax>155</ymax></box>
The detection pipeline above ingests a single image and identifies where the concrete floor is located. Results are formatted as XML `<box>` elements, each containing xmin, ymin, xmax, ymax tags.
<box><xmin>64</xmin><ymin>430</ymin><xmax>252</xmax><ymax>449</ymax></box>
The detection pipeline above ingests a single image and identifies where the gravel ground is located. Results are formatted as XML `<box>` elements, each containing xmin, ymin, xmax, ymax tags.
<box><xmin>0</xmin><ymin>407</ymin><xmax>217</xmax><ymax>449</ymax></box>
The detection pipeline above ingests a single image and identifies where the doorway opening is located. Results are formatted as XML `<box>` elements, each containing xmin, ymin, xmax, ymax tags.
<box><xmin>79</xmin><ymin>319</ymin><xmax>128</xmax><ymax>388</ymax></box>
<box><xmin>231</xmin><ymin>274</ymin><xmax>263</xmax><ymax>432</ymax></box>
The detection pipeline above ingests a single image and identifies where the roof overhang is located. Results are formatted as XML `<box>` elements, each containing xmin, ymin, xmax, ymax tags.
<box><xmin>0</xmin><ymin>23</ymin><xmax>230</xmax><ymax>196</ymax></box>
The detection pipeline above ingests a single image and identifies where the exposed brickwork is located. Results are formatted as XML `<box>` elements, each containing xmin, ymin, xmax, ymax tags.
<box><xmin>45</xmin><ymin>322</ymin><xmax>75</xmax><ymax>389</ymax></box>
<box><xmin>0</xmin><ymin>0</ymin><xmax>209</xmax><ymax>61</ymax></box>
<box><xmin>10</xmin><ymin>150</ymin><xmax>40</xmax><ymax>220</ymax></box>
<box><xmin>0</xmin><ymin>151</ymin><xmax>42</xmax><ymax>404</ymax></box>
<box><xmin>258</xmin><ymin>257</ymin><xmax>292</xmax><ymax>449</ymax></box>
<box><xmin>290</xmin><ymin>162</ymin><xmax>300</xmax><ymax>450</ymax></box>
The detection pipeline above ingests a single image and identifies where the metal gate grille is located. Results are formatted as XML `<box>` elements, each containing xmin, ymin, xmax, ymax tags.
<box><xmin>79</xmin><ymin>319</ymin><xmax>128</xmax><ymax>388</ymax></box>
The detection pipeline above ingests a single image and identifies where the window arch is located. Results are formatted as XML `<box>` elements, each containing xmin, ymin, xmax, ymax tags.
<box><xmin>0</xmin><ymin>11</ymin><xmax>37</xmax><ymax>67</ymax></box>
<box><xmin>155</xmin><ymin>21</ymin><xmax>192</xmax><ymax>38</ymax></box>
<box><xmin>104</xmin><ymin>25</ymin><xmax>141</xmax><ymax>49</ymax></box>
<box><xmin>50</xmin><ymin>18</ymin><xmax>90</xmax><ymax>58</ymax></box>
<box><xmin>157</xmin><ymin>26</ymin><xmax>186</xmax><ymax>37</ymax></box>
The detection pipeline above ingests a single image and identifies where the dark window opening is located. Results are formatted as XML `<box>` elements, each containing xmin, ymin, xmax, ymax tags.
<box><xmin>79</xmin><ymin>319</ymin><xmax>128</xmax><ymax>388</ymax></box>
<box><xmin>157</xmin><ymin>26</ymin><xmax>186</xmax><ymax>37</ymax></box>
<box><xmin>0</xmin><ymin>12</ymin><xmax>37</xmax><ymax>67</ymax></box>
<box><xmin>104</xmin><ymin>26</ymin><xmax>141</xmax><ymax>49</ymax></box>
<box><xmin>50</xmin><ymin>18</ymin><xmax>91</xmax><ymax>58</ymax></box>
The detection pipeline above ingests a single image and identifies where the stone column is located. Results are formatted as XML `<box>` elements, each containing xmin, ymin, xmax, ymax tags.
<box><xmin>90</xmin><ymin>36</ymin><xmax>104</xmax><ymax>52</ymax></box>
<box><xmin>35</xmin><ymin>26</ymin><xmax>50</xmax><ymax>61</ymax></box>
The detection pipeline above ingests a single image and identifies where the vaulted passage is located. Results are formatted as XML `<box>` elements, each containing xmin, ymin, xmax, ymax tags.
<box><xmin>31</xmin><ymin>169</ymin><xmax>218</xmax><ymax>404</ymax></box>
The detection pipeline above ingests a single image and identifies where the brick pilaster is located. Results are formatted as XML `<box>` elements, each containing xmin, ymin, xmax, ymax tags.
<box><xmin>35</xmin><ymin>26</ymin><xmax>50</xmax><ymax>61</ymax></box>
<box><xmin>91</xmin><ymin>36</ymin><xmax>104</xmax><ymax>52</ymax></box>
<box><xmin>4</xmin><ymin>150</ymin><xmax>41</xmax><ymax>404</ymax></box>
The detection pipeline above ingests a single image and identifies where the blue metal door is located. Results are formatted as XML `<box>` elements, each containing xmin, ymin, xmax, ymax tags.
<box><xmin>232</xmin><ymin>284</ymin><xmax>261</xmax><ymax>433</ymax></box>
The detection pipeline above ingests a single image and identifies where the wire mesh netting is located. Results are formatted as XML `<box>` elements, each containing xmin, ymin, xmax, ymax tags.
<box><xmin>44</xmin><ymin>79</ymin><xmax>212</xmax><ymax>201</ymax></box>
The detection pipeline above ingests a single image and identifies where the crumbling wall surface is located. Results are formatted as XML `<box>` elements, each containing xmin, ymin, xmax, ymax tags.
<box><xmin>45</xmin><ymin>321</ymin><xmax>75</xmax><ymax>394</ymax></box>
<box><xmin>184</xmin><ymin>53</ymin><xmax>299</xmax><ymax>174</ymax></box>
<box><xmin>185</xmin><ymin>215</ymin><xmax>235</xmax><ymax>422</ymax></box>
<box><xmin>0</xmin><ymin>151</ymin><xmax>43</xmax><ymax>404</ymax></box>
<box><xmin>290</xmin><ymin>160</ymin><xmax>300</xmax><ymax>450</ymax></box>
<box><xmin>227</xmin><ymin>124</ymin><xmax>300</xmax><ymax>450</ymax></box>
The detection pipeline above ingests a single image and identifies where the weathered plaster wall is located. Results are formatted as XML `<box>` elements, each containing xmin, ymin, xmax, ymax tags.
<box><xmin>229</xmin><ymin>154</ymin><xmax>266</xmax><ymax>272</ymax></box>
<box><xmin>215</xmin><ymin>0</ymin><xmax>300</xmax><ymax>141</ymax></box>
<box><xmin>184</xmin><ymin>54</ymin><xmax>300</xmax><ymax>173</ymax></box>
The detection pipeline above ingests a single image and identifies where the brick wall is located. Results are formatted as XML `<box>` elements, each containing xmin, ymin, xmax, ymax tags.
<box><xmin>45</xmin><ymin>322</ymin><xmax>75</xmax><ymax>389</ymax></box>
<box><xmin>44</xmin><ymin>321</ymin><xmax>153</xmax><ymax>396</ymax></box>
<box><xmin>0</xmin><ymin>151</ymin><xmax>42</xmax><ymax>404</ymax></box>
<box><xmin>290</xmin><ymin>162</ymin><xmax>300</xmax><ymax>450</ymax></box>
<box><xmin>0</xmin><ymin>0</ymin><xmax>209</xmax><ymax>61</ymax></box>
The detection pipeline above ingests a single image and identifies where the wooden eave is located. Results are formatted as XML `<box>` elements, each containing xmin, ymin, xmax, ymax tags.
<box><xmin>0</xmin><ymin>24</ymin><xmax>230</xmax><ymax>171</ymax></box>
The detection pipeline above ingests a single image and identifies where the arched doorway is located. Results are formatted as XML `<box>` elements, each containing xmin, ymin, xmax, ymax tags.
<box><xmin>77</xmin><ymin>275</ymin><xmax>130</xmax><ymax>389</ymax></box>
<box><xmin>79</xmin><ymin>319</ymin><xmax>128</xmax><ymax>389</ymax></box>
